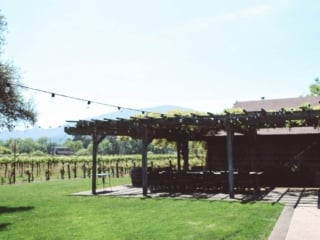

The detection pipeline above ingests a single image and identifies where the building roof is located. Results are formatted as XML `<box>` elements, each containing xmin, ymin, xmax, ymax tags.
<box><xmin>233</xmin><ymin>96</ymin><xmax>320</xmax><ymax>112</ymax></box>
<box><xmin>258</xmin><ymin>126</ymin><xmax>320</xmax><ymax>135</ymax></box>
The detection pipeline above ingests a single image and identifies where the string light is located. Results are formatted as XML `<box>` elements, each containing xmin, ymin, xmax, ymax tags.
<box><xmin>9</xmin><ymin>81</ymin><xmax>157</xmax><ymax>115</ymax></box>
<box><xmin>4</xmin><ymin>83</ymin><xmax>10</xmax><ymax>93</ymax></box>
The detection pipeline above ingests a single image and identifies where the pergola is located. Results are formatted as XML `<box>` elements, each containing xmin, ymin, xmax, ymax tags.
<box><xmin>64</xmin><ymin>109</ymin><xmax>320</xmax><ymax>198</ymax></box>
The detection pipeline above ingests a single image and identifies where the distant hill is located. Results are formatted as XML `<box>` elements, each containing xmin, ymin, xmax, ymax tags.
<box><xmin>0</xmin><ymin>105</ymin><xmax>194</xmax><ymax>143</ymax></box>
<box><xmin>94</xmin><ymin>105</ymin><xmax>194</xmax><ymax>120</ymax></box>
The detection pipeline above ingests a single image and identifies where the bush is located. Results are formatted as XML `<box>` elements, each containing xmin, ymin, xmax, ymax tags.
<box><xmin>30</xmin><ymin>150</ymin><xmax>47</xmax><ymax>156</ymax></box>
<box><xmin>0</xmin><ymin>145</ymin><xmax>11</xmax><ymax>154</ymax></box>
<box><xmin>76</xmin><ymin>149</ymin><xmax>90</xmax><ymax>156</ymax></box>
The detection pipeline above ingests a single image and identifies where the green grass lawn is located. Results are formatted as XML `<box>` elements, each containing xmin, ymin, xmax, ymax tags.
<box><xmin>0</xmin><ymin>177</ymin><xmax>283</xmax><ymax>240</ymax></box>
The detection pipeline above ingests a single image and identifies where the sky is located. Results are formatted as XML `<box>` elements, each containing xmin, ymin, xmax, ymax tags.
<box><xmin>0</xmin><ymin>0</ymin><xmax>319</xmax><ymax>128</ymax></box>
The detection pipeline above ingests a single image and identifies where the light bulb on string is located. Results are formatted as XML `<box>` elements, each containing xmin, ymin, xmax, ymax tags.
<box><xmin>87</xmin><ymin>101</ymin><xmax>91</xmax><ymax>109</ymax></box>
<box><xmin>4</xmin><ymin>85</ymin><xmax>10</xmax><ymax>93</ymax></box>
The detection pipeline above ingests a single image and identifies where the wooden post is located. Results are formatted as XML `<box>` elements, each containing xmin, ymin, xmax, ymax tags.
<box><xmin>141</xmin><ymin>131</ymin><xmax>151</xmax><ymax>196</ymax></box>
<box><xmin>92</xmin><ymin>131</ymin><xmax>98</xmax><ymax>195</ymax></box>
<box><xmin>226</xmin><ymin>126</ymin><xmax>235</xmax><ymax>198</ymax></box>
<box><xmin>177</xmin><ymin>141</ymin><xmax>181</xmax><ymax>172</ymax></box>
<box><xmin>250</xmin><ymin>131</ymin><xmax>257</xmax><ymax>171</ymax></box>
<box><xmin>91</xmin><ymin>126</ymin><xmax>106</xmax><ymax>195</ymax></box>
<box><xmin>182</xmin><ymin>140</ymin><xmax>189</xmax><ymax>171</ymax></box>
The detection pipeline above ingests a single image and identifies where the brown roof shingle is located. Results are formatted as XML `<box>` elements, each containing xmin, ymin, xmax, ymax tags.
<box><xmin>233</xmin><ymin>96</ymin><xmax>320</xmax><ymax>112</ymax></box>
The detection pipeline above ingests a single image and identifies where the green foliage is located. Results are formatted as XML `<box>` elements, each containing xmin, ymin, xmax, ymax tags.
<box><xmin>0</xmin><ymin>145</ymin><xmax>11</xmax><ymax>154</ymax></box>
<box><xmin>30</xmin><ymin>150</ymin><xmax>47</xmax><ymax>156</ymax></box>
<box><xmin>223</xmin><ymin>108</ymin><xmax>245</xmax><ymax>115</ymax></box>
<box><xmin>151</xmin><ymin>139</ymin><xmax>176</xmax><ymax>154</ymax></box>
<box><xmin>64</xmin><ymin>139</ymin><xmax>83</xmax><ymax>153</ymax></box>
<box><xmin>98</xmin><ymin>138</ymin><xmax>112</xmax><ymax>154</ymax></box>
<box><xmin>0</xmin><ymin>13</ymin><xmax>37</xmax><ymax>130</ymax></box>
<box><xmin>309</xmin><ymin>78</ymin><xmax>320</xmax><ymax>96</ymax></box>
<box><xmin>75</xmin><ymin>148</ymin><xmax>90</xmax><ymax>156</ymax></box>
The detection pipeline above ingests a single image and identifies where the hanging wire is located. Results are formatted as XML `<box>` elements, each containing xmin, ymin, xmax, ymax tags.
<box><xmin>8</xmin><ymin>81</ymin><xmax>156</xmax><ymax>115</ymax></box>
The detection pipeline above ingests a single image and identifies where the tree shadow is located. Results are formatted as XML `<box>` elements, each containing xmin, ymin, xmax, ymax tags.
<box><xmin>0</xmin><ymin>223</ymin><xmax>11</xmax><ymax>231</ymax></box>
<box><xmin>0</xmin><ymin>206</ymin><xmax>34</xmax><ymax>214</ymax></box>
<box><xmin>0</xmin><ymin>206</ymin><xmax>34</xmax><ymax>232</ymax></box>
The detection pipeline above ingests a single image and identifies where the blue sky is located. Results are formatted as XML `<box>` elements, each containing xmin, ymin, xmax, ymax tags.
<box><xmin>0</xmin><ymin>0</ymin><xmax>319</xmax><ymax>128</ymax></box>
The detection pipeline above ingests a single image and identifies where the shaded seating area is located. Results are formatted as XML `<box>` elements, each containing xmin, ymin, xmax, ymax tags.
<box><xmin>65</xmin><ymin>105</ymin><xmax>320</xmax><ymax>198</ymax></box>
<box><xmin>147</xmin><ymin>169</ymin><xmax>263</xmax><ymax>194</ymax></box>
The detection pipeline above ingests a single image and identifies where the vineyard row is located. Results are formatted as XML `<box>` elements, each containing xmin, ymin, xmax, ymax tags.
<box><xmin>0</xmin><ymin>154</ymin><xmax>204</xmax><ymax>185</ymax></box>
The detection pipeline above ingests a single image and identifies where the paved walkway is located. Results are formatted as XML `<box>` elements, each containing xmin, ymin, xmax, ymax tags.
<box><xmin>267</xmin><ymin>188</ymin><xmax>320</xmax><ymax>240</ymax></box>
<box><xmin>73</xmin><ymin>186</ymin><xmax>320</xmax><ymax>239</ymax></box>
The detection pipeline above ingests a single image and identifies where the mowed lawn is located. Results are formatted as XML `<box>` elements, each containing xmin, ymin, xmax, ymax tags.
<box><xmin>0</xmin><ymin>177</ymin><xmax>283</xmax><ymax>240</ymax></box>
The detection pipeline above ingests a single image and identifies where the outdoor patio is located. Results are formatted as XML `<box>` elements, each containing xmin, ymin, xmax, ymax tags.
<box><xmin>73</xmin><ymin>185</ymin><xmax>320</xmax><ymax>207</ymax></box>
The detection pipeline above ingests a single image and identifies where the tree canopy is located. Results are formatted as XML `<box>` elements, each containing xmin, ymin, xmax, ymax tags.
<box><xmin>0</xmin><ymin>11</ymin><xmax>37</xmax><ymax>130</ymax></box>
<box><xmin>309</xmin><ymin>78</ymin><xmax>320</xmax><ymax>96</ymax></box>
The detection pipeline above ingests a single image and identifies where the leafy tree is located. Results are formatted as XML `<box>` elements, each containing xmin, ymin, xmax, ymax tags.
<box><xmin>0</xmin><ymin>11</ymin><xmax>37</xmax><ymax>130</ymax></box>
<box><xmin>117</xmin><ymin>136</ymin><xmax>142</xmax><ymax>154</ymax></box>
<box><xmin>98</xmin><ymin>138</ymin><xmax>113</xmax><ymax>154</ymax></box>
<box><xmin>108</xmin><ymin>136</ymin><xmax>120</xmax><ymax>154</ymax></box>
<box><xmin>37</xmin><ymin>137</ymin><xmax>56</xmax><ymax>154</ymax></box>
<box><xmin>16</xmin><ymin>138</ymin><xmax>39</xmax><ymax>154</ymax></box>
<box><xmin>0</xmin><ymin>144</ymin><xmax>11</xmax><ymax>154</ymax></box>
<box><xmin>309</xmin><ymin>78</ymin><xmax>320</xmax><ymax>96</ymax></box>
<box><xmin>72</xmin><ymin>135</ymin><xmax>91</xmax><ymax>148</ymax></box>
<box><xmin>151</xmin><ymin>138</ymin><xmax>176</xmax><ymax>154</ymax></box>
<box><xmin>64</xmin><ymin>139</ymin><xmax>83</xmax><ymax>153</ymax></box>
<box><xmin>30</xmin><ymin>150</ymin><xmax>47</xmax><ymax>156</ymax></box>
<box><xmin>75</xmin><ymin>148</ymin><xmax>90</xmax><ymax>156</ymax></box>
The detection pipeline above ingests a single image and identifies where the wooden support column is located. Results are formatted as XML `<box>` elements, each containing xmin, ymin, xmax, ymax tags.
<box><xmin>177</xmin><ymin>141</ymin><xmax>181</xmax><ymax>172</ymax></box>
<box><xmin>250</xmin><ymin>130</ymin><xmax>257</xmax><ymax>171</ymax></box>
<box><xmin>91</xmin><ymin>126</ymin><xmax>106</xmax><ymax>195</ymax></box>
<box><xmin>182</xmin><ymin>140</ymin><xmax>189</xmax><ymax>171</ymax></box>
<box><xmin>141</xmin><ymin>129</ymin><xmax>151</xmax><ymax>196</ymax></box>
<box><xmin>92</xmin><ymin>133</ymin><xmax>98</xmax><ymax>195</ymax></box>
<box><xmin>226</xmin><ymin>126</ymin><xmax>235</xmax><ymax>198</ymax></box>
<box><xmin>206</xmin><ymin>140</ymin><xmax>215</xmax><ymax>170</ymax></box>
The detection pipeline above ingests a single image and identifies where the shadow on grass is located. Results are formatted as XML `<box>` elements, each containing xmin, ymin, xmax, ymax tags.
<box><xmin>0</xmin><ymin>206</ymin><xmax>34</xmax><ymax>214</ymax></box>
<box><xmin>0</xmin><ymin>206</ymin><xmax>34</xmax><ymax>232</ymax></box>
<box><xmin>0</xmin><ymin>223</ymin><xmax>11</xmax><ymax>231</ymax></box>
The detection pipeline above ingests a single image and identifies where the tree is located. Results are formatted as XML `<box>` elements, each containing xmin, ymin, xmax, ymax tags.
<box><xmin>37</xmin><ymin>137</ymin><xmax>56</xmax><ymax>154</ymax></box>
<box><xmin>0</xmin><ymin>11</ymin><xmax>36</xmax><ymax>130</ymax></box>
<box><xmin>16</xmin><ymin>138</ymin><xmax>38</xmax><ymax>154</ymax></box>
<box><xmin>64</xmin><ymin>139</ymin><xmax>83</xmax><ymax>153</ymax></box>
<box><xmin>98</xmin><ymin>138</ymin><xmax>113</xmax><ymax>154</ymax></box>
<box><xmin>309</xmin><ymin>78</ymin><xmax>320</xmax><ymax>96</ymax></box>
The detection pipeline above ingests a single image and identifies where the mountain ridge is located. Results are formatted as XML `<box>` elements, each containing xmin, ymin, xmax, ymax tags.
<box><xmin>0</xmin><ymin>105</ymin><xmax>195</xmax><ymax>143</ymax></box>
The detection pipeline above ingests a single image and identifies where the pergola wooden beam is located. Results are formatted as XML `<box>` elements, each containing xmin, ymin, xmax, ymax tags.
<box><xmin>65</xmin><ymin>110</ymin><xmax>320</xmax><ymax>139</ymax></box>
<box><xmin>64</xmin><ymin>109</ymin><xmax>320</xmax><ymax>197</ymax></box>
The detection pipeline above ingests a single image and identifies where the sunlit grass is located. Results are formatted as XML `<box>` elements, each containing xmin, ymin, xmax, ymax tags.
<box><xmin>0</xmin><ymin>177</ymin><xmax>283</xmax><ymax>240</ymax></box>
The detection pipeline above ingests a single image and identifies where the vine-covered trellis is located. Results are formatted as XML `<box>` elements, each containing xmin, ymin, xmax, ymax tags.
<box><xmin>65</xmin><ymin>108</ymin><xmax>320</xmax><ymax>197</ymax></box>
